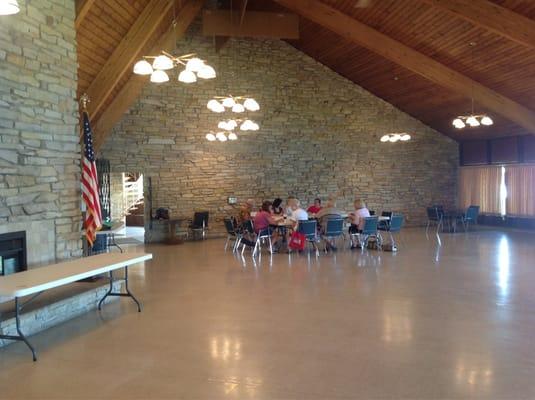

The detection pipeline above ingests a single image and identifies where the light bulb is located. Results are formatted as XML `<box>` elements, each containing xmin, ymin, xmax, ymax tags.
<box><xmin>481</xmin><ymin>116</ymin><xmax>493</xmax><ymax>126</ymax></box>
<box><xmin>152</xmin><ymin>55</ymin><xmax>173</xmax><ymax>70</ymax></box>
<box><xmin>222</xmin><ymin>97</ymin><xmax>235</xmax><ymax>108</ymax></box>
<box><xmin>228</xmin><ymin>132</ymin><xmax>238</xmax><ymax>140</ymax></box>
<box><xmin>178</xmin><ymin>69</ymin><xmax>196</xmax><ymax>83</ymax></box>
<box><xmin>243</xmin><ymin>98</ymin><xmax>260</xmax><ymax>111</ymax></box>
<box><xmin>0</xmin><ymin>0</ymin><xmax>20</xmax><ymax>15</ymax></box>
<box><xmin>400</xmin><ymin>134</ymin><xmax>411</xmax><ymax>141</ymax></box>
<box><xmin>380</xmin><ymin>135</ymin><xmax>390</xmax><ymax>142</ymax></box>
<box><xmin>133</xmin><ymin>60</ymin><xmax>153</xmax><ymax>75</ymax></box>
<box><xmin>185</xmin><ymin>57</ymin><xmax>205</xmax><ymax>72</ymax></box>
<box><xmin>206</xmin><ymin>133</ymin><xmax>216</xmax><ymax>141</ymax></box>
<box><xmin>150</xmin><ymin>70</ymin><xmax>169</xmax><ymax>83</ymax></box>
<box><xmin>197</xmin><ymin>65</ymin><xmax>216</xmax><ymax>79</ymax></box>
<box><xmin>232</xmin><ymin>103</ymin><xmax>245</xmax><ymax>113</ymax></box>
<box><xmin>466</xmin><ymin>116</ymin><xmax>480</xmax><ymax>127</ymax></box>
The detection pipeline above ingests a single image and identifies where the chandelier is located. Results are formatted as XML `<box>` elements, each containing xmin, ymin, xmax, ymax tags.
<box><xmin>207</xmin><ymin>96</ymin><xmax>260</xmax><ymax>113</ymax></box>
<box><xmin>380</xmin><ymin>133</ymin><xmax>411</xmax><ymax>143</ymax></box>
<box><xmin>0</xmin><ymin>0</ymin><xmax>19</xmax><ymax>15</ymax></box>
<box><xmin>217</xmin><ymin>119</ymin><xmax>259</xmax><ymax>131</ymax></box>
<box><xmin>452</xmin><ymin>42</ymin><xmax>493</xmax><ymax>130</ymax></box>
<box><xmin>133</xmin><ymin>51</ymin><xmax>216</xmax><ymax>84</ymax></box>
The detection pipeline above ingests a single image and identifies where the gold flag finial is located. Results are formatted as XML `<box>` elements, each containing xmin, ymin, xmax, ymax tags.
<box><xmin>80</xmin><ymin>93</ymin><xmax>90</xmax><ymax>111</ymax></box>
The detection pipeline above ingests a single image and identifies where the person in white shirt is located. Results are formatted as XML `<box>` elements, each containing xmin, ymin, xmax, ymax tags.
<box><xmin>289</xmin><ymin>198</ymin><xmax>308</xmax><ymax>223</ymax></box>
<box><xmin>349</xmin><ymin>199</ymin><xmax>371</xmax><ymax>249</ymax></box>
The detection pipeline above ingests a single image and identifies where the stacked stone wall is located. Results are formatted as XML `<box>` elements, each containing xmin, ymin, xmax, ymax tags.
<box><xmin>0</xmin><ymin>0</ymin><xmax>81</xmax><ymax>262</ymax></box>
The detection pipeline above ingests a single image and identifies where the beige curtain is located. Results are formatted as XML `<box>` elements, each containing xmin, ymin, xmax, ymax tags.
<box><xmin>505</xmin><ymin>165</ymin><xmax>535</xmax><ymax>216</ymax></box>
<box><xmin>458</xmin><ymin>166</ymin><xmax>502</xmax><ymax>214</ymax></box>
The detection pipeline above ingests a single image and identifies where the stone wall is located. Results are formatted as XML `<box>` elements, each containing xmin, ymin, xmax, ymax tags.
<box><xmin>101</xmin><ymin>32</ymin><xmax>458</xmax><ymax>239</ymax></box>
<box><xmin>0</xmin><ymin>0</ymin><xmax>81</xmax><ymax>263</ymax></box>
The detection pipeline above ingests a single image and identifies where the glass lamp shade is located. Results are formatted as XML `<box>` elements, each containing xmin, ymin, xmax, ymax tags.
<box><xmin>185</xmin><ymin>57</ymin><xmax>205</xmax><ymax>72</ymax></box>
<box><xmin>232</xmin><ymin>103</ymin><xmax>245</xmax><ymax>113</ymax></box>
<box><xmin>227</xmin><ymin>120</ymin><xmax>238</xmax><ymax>130</ymax></box>
<box><xmin>243</xmin><ymin>98</ymin><xmax>260</xmax><ymax>111</ymax></box>
<box><xmin>152</xmin><ymin>55</ymin><xmax>174</xmax><ymax>70</ymax></box>
<box><xmin>380</xmin><ymin>135</ymin><xmax>390</xmax><ymax>142</ymax></box>
<box><xmin>207</xmin><ymin>100</ymin><xmax>224</xmax><ymax>113</ymax></box>
<box><xmin>481</xmin><ymin>116</ymin><xmax>494</xmax><ymax>126</ymax></box>
<box><xmin>466</xmin><ymin>116</ymin><xmax>480</xmax><ymax>127</ymax></box>
<box><xmin>0</xmin><ymin>0</ymin><xmax>20</xmax><ymax>15</ymax></box>
<box><xmin>178</xmin><ymin>69</ymin><xmax>196</xmax><ymax>83</ymax></box>
<box><xmin>240</xmin><ymin>120</ymin><xmax>252</xmax><ymax>131</ymax></box>
<box><xmin>389</xmin><ymin>135</ymin><xmax>400</xmax><ymax>143</ymax></box>
<box><xmin>222</xmin><ymin>97</ymin><xmax>236</xmax><ymax>108</ymax></box>
<box><xmin>216</xmin><ymin>132</ymin><xmax>227</xmax><ymax>142</ymax></box>
<box><xmin>206</xmin><ymin>133</ymin><xmax>216</xmax><ymax>141</ymax></box>
<box><xmin>453</xmin><ymin>120</ymin><xmax>466</xmax><ymax>129</ymax></box>
<box><xmin>150</xmin><ymin>70</ymin><xmax>169</xmax><ymax>83</ymax></box>
<box><xmin>452</xmin><ymin>118</ymin><xmax>463</xmax><ymax>127</ymax></box>
<box><xmin>197</xmin><ymin>65</ymin><xmax>216</xmax><ymax>79</ymax></box>
<box><xmin>400</xmin><ymin>134</ymin><xmax>411</xmax><ymax>141</ymax></box>
<box><xmin>228</xmin><ymin>132</ymin><xmax>238</xmax><ymax>140</ymax></box>
<box><xmin>249</xmin><ymin>122</ymin><xmax>259</xmax><ymax>131</ymax></box>
<box><xmin>133</xmin><ymin>60</ymin><xmax>153</xmax><ymax>75</ymax></box>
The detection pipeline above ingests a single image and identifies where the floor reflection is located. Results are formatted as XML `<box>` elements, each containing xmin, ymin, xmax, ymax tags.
<box><xmin>382</xmin><ymin>300</ymin><xmax>413</xmax><ymax>344</ymax></box>
<box><xmin>496</xmin><ymin>235</ymin><xmax>510</xmax><ymax>304</ymax></box>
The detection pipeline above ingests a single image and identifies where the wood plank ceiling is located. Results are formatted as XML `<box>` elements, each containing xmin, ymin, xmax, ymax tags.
<box><xmin>75</xmin><ymin>0</ymin><xmax>535</xmax><ymax>144</ymax></box>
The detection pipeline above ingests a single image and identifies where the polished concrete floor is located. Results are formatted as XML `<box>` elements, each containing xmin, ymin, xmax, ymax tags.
<box><xmin>1</xmin><ymin>227</ymin><xmax>535</xmax><ymax>399</ymax></box>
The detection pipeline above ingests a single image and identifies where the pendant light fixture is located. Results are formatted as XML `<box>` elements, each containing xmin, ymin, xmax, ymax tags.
<box><xmin>133</xmin><ymin>4</ymin><xmax>215</xmax><ymax>85</ymax></box>
<box><xmin>452</xmin><ymin>42</ymin><xmax>493</xmax><ymax>130</ymax></box>
<box><xmin>0</xmin><ymin>0</ymin><xmax>20</xmax><ymax>15</ymax></box>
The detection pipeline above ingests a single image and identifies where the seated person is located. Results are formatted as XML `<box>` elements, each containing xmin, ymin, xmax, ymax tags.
<box><xmin>348</xmin><ymin>199</ymin><xmax>371</xmax><ymax>248</ymax></box>
<box><xmin>272</xmin><ymin>198</ymin><xmax>284</xmax><ymax>215</ymax></box>
<box><xmin>253</xmin><ymin>200</ymin><xmax>281</xmax><ymax>234</ymax></box>
<box><xmin>288</xmin><ymin>198</ymin><xmax>308</xmax><ymax>225</ymax></box>
<box><xmin>307</xmin><ymin>198</ymin><xmax>322</xmax><ymax>215</ymax></box>
<box><xmin>285</xmin><ymin>195</ymin><xmax>296</xmax><ymax>217</ymax></box>
<box><xmin>316</xmin><ymin>197</ymin><xmax>344</xmax><ymax>250</ymax></box>
<box><xmin>238</xmin><ymin>198</ymin><xmax>255</xmax><ymax>225</ymax></box>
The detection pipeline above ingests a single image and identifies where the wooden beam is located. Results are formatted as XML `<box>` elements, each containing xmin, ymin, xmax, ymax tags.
<box><xmin>93</xmin><ymin>0</ymin><xmax>204</xmax><ymax>150</ymax></box>
<box><xmin>420</xmin><ymin>0</ymin><xmax>535</xmax><ymax>50</ymax></box>
<box><xmin>202</xmin><ymin>10</ymin><xmax>299</xmax><ymax>39</ymax></box>
<box><xmin>75</xmin><ymin>0</ymin><xmax>96</xmax><ymax>30</ymax></box>
<box><xmin>275</xmin><ymin>0</ymin><xmax>535</xmax><ymax>134</ymax></box>
<box><xmin>85</xmin><ymin>0</ymin><xmax>174</xmax><ymax>120</ymax></box>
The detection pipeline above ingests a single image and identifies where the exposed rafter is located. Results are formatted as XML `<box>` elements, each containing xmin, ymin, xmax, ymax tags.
<box><xmin>93</xmin><ymin>0</ymin><xmax>204</xmax><ymax>150</ymax></box>
<box><xmin>84</xmin><ymin>0</ymin><xmax>175</xmax><ymax>121</ymax></box>
<box><xmin>275</xmin><ymin>0</ymin><xmax>535</xmax><ymax>135</ymax></box>
<box><xmin>420</xmin><ymin>0</ymin><xmax>535</xmax><ymax>50</ymax></box>
<box><xmin>75</xmin><ymin>0</ymin><xmax>96</xmax><ymax>30</ymax></box>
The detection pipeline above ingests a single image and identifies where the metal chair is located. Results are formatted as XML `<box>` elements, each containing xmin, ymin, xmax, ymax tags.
<box><xmin>462</xmin><ymin>205</ymin><xmax>480</xmax><ymax>231</ymax></box>
<box><xmin>297</xmin><ymin>220</ymin><xmax>320</xmax><ymax>256</ymax></box>
<box><xmin>223</xmin><ymin>218</ymin><xmax>241</xmax><ymax>252</ymax></box>
<box><xmin>252</xmin><ymin>228</ymin><xmax>273</xmax><ymax>257</ymax></box>
<box><xmin>190</xmin><ymin>211</ymin><xmax>209</xmax><ymax>240</ymax></box>
<box><xmin>426</xmin><ymin>207</ymin><xmax>443</xmax><ymax>233</ymax></box>
<box><xmin>321</xmin><ymin>218</ymin><xmax>344</xmax><ymax>252</ymax></box>
<box><xmin>357</xmin><ymin>216</ymin><xmax>380</xmax><ymax>252</ymax></box>
<box><xmin>379</xmin><ymin>214</ymin><xmax>404</xmax><ymax>249</ymax></box>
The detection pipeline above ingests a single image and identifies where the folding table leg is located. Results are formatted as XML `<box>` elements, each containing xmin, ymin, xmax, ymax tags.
<box><xmin>98</xmin><ymin>267</ymin><xmax>142</xmax><ymax>312</ymax></box>
<box><xmin>0</xmin><ymin>297</ymin><xmax>38</xmax><ymax>361</ymax></box>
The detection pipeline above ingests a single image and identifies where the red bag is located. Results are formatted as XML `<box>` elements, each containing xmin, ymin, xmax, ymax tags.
<box><xmin>289</xmin><ymin>231</ymin><xmax>306</xmax><ymax>251</ymax></box>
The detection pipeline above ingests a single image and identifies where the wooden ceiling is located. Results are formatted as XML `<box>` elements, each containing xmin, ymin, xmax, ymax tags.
<box><xmin>75</xmin><ymin>0</ymin><xmax>535</xmax><ymax>146</ymax></box>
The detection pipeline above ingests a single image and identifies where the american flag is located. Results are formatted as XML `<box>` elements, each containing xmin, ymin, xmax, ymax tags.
<box><xmin>81</xmin><ymin>111</ymin><xmax>102</xmax><ymax>246</ymax></box>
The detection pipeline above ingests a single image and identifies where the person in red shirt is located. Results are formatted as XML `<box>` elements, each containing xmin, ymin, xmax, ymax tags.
<box><xmin>307</xmin><ymin>198</ymin><xmax>322</xmax><ymax>215</ymax></box>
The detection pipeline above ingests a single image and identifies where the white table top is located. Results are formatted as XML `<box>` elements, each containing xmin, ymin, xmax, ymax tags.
<box><xmin>0</xmin><ymin>252</ymin><xmax>152</xmax><ymax>298</ymax></box>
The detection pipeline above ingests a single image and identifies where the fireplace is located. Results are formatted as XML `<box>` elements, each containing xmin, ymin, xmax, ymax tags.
<box><xmin>0</xmin><ymin>231</ymin><xmax>27</xmax><ymax>275</ymax></box>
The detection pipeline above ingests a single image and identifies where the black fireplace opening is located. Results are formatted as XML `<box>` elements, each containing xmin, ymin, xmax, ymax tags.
<box><xmin>0</xmin><ymin>231</ymin><xmax>27</xmax><ymax>275</ymax></box>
